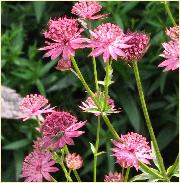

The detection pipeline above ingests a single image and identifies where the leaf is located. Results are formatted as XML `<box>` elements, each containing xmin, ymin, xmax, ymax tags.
<box><xmin>33</xmin><ymin>2</ymin><xmax>46</xmax><ymax>23</ymax></box>
<box><xmin>3</xmin><ymin>139</ymin><xmax>31</xmax><ymax>150</ymax></box>
<box><xmin>36</xmin><ymin>79</ymin><xmax>46</xmax><ymax>96</ymax></box>
<box><xmin>117</xmin><ymin>87</ymin><xmax>141</xmax><ymax>131</ymax></box>
<box><xmin>167</xmin><ymin>154</ymin><xmax>179</xmax><ymax>178</ymax></box>
<box><xmin>151</xmin><ymin>141</ymin><xmax>160</xmax><ymax>171</ymax></box>
<box><xmin>130</xmin><ymin>173</ymin><xmax>154</xmax><ymax>182</ymax></box>
<box><xmin>89</xmin><ymin>142</ymin><xmax>95</xmax><ymax>154</ymax></box>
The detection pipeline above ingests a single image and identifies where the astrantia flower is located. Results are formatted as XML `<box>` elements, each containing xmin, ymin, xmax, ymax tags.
<box><xmin>166</xmin><ymin>25</ymin><xmax>179</xmax><ymax>41</ymax></box>
<box><xmin>158</xmin><ymin>41</ymin><xmax>179</xmax><ymax>71</ymax></box>
<box><xmin>39</xmin><ymin>17</ymin><xmax>88</xmax><ymax>61</ymax></box>
<box><xmin>79</xmin><ymin>92</ymin><xmax>120</xmax><ymax>116</ymax></box>
<box><xmin>41</xmin><ymin>111</ymin><xmax>86</xmax><ymax>149</ymax></box>
<box><xmin>55</xmin><ymin>59</ymin><xmax>72</xmax><ymax>71</ymax></box>
<box><xmin>104</xmin><ymin>172</ymin><xmax>124</xmax><ymax>182</ymax></box>
<box><xmin>18</xmin><ymin>94</ymin><xmax>55</xmax><ymax>121</ymax></box>
<box><xmin>120</xmin><ymin>32</ymin><xmax>150</xmax><ymax>62</ymax></box>
<box><xmin>21</xmin><ymin>150</ymin><xmax>59</xmax><ymax>182</ymax></box>
<box><xmin>87</xmin><ymin>23</ymin><xmax>132</xmax><ymax>62</ymax></box>
<box><xmin>65</xmin><ymin>153</ymin><xmax>83</xmax><ymax>170</ymax></box>
<box><xmin>112</xmin><ymin>132</ymin><xmax>152</xmax><ymax>170</ymax></box>
<box><xmin>71</xmin><ymin>1</ymin><xmax>108</xmax><ymax>20</ymax></box>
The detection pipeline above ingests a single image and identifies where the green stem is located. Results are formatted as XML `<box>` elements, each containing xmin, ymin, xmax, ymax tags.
<box><xmin>124</xmin><ymin>167</ymin><xmax>130</xmax><ymax>182</ymax></box>
<box><xmin>103</xmin><ymin>61</ymin><xmax>110</xmax><ymax>110</ymax></box>
<box><xmin>164</xmin><ymin>1</ymin><xmax>176</xmax><ymax>26</ymax></box>
<box><xmin>53</xmin><ymin>152</ymin><xmax>72</xmax><ymax>182</ymax></box>
<box><xmin>71</xmin><ymin>56</ymin><xmax>121</xmax><ymax>141</ymax></box>
<box><xmin>93</xmin><ymin>116</ymin><xmax>101</xmax><ymax>182</ymax></box>
<box><xmin>132</xmin><ymin>61</ymin><xmax>167</xmax><ymax>178</ymax></box>
<box><xmin>51</xmin><ymin>176</ymin><xmax>58</xmax><ymax>182</ymax></box>
<box><xmin>92</xmin><ymin>56</ymin><xmax>99</xmax><ymax>92</ymax></box>
<box><xmin>64</xmin><ymin>145</ymin><xmax>82</xmax><ymax>182</ymax></box>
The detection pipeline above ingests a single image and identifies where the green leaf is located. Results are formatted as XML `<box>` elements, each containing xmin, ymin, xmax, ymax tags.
<box><xmin>3</xmin><ymin>139</ymin><xmax>31</xmax><ymax>150</ymax></box>
<box><xmin>167</xmin><ymin>154</ymin><xmax>179</xmax><ymax>178</ymax></box>
<box><xmin>130</xmin><ymin>173</ymin><xmax>155</xmax><ymax>182</ymax></box>
<box><xmin>33</xmin><ymin>2</ymin><xmax>46</xmax><ymax>23</ymax></box>
<box><xmin>117</xmin><ymin>88</ymin><xmax>141</xmax><ymax>131</ymax></box>
<box><xmin>36</xmin><ymin>79</ymin><xmax>46</xmax><ymax>96</ymax></box>
<box><xmin>89</xmin><ymin>142</ymin><xmax>95</xmax><ymax>154</ymax></box>
<box><xmin>151</xmin><ymin>141</ymin><xmax>160</xmax><ymax>171</ymax></box>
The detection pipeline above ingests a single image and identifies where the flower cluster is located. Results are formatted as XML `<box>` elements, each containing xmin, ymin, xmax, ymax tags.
<box><xmin>104</xmin><ymin>172</ymin><xmax>124</xmax><ymax>182</ymax></box>
<box><xmin>158</xmin><ymin>25</ymin><xmax>179</xmax><ymax>71</ymax></box>
<box><xmin>41</xmin><ymin>111</ymin><xmax>86</xmax><ymax>149</ymax></box>
<box><xmin>71</xmin><ymin>1</ymin><xmax>108</xmax><ymax>20</ymax></box>
<box><xmin>112</xmin><ymin>132</ymin><xmax>153</xmax><ymax>170</ymax></box>
<box><xmin>20</xmin><ymin>150</ymin><xmax>59</xmax><ymax>182</ymax></box>
<box><xmin>79</xmin><ymin>92</ymin><xmax>120</xmax><ymax>116</ymax></box>
<box><xmin>65</xmin><ymin>153</ymin><xmax>83</xmax><ymax>170</ymax></box>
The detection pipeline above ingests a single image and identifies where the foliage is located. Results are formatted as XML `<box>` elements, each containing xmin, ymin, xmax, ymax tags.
<box><xmin>1</xmin><ymin>1</ymin><xmax>179</xmax><ymax>181</ymax></box>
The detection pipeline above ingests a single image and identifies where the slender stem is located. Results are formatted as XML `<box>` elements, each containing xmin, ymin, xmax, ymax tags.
<box><xmin>164</xmin><ymin>1</ymin><xmax>176</xmax><ymax>26</ymax></box>
<box><xmin>51</xmin><ymin>176</ymin><xmax>58</xmax><ymax>182</ymax></box>
<box><xmin>103</xmin><ymin>61</ymin><xmax>110</xmax><ymax>110</ymax></box>
<box><xmin>132</xmin><ymin>61</ymin><xmax>167</xmax><ymax>178</ymax></box>
<box><xmin>93</xmin><ymin>116</ymin><xmax>101</xmax><ymax>182</ymax></box>
<box><xmin>64</xmin><ymin>145</ymin><xmax>82</xmax><ymax>182</ymax></box>
<box><xmin>71</xmin><ymin>56</ymin><xmax>121</xmax><ymax>141</ymax></box>
<box><xmin>92</xmin><ymin>57</ymin><xmax>99</xmax><ymax>92</ymax></box>
<box><xmin>122</xmin><ymin>168</ymin><xmax>124</xmax><ymax>176</ymax></box>
<box><xmin>124</xmin><ymin>167</ymin><xmax>130</xmax><ymax>182</ymax></box>
<box><xmin>53</xmin><ymin>152</ymin><xmax>72</xmax><ymax>182</ymax></box>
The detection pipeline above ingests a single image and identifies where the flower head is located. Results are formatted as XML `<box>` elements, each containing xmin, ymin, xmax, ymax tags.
<box><xmin>120</xmin><ymin>32</ymin><xmax>150</xmax><ymax>62</ymax></box>
<box><xmin>71</xmin><ymin>1</ymin><xmax>108</xmax><ymax>20</ymax></box>
<box><xmin>158</xmin><ymin>41</ymin><xmax>179</xmax><ymax>71</ymax></box>
<box><xmin>166</xmin><ymin>25</ymin><xmax>179</xmax><ymax>41</ymax></box>
<box><xmin>79</xmin><ymin>92</ymin><xmax>120</xmax><ymax>116</ymax></box>
<box><xmin>21</xmin><ymin>150</ymin><xmax>59</xmax><ymax>182</ymax></box>
<box><xmin>104</xmin><ymin>172</ymin><xmax>124</xmax><ymax>182</ymax></box>
<box><xmin>39</xmin><ymin>17</ymin><xmax>88</xmax><ymax>61</ymax></box>
<box><xmin>18</xmin><ymin>94</ymin><xmax>55</xmax><ymax>121</ymax></box>
<box><xmin>65</xmin><ymin>153</ymin><xmax>83</xmax><ymax>170</ymax></box>
<box><xmin>55</xmin><ymin>59</ymin><xmax>72</xmax><ymax>71</ymax></box>
<box><xmin>87</xmin><ymin>23</ymin><xmax>132</xmax><ymax>62</ymax></box>
<box><xmin>112</xmin><ymin>132</ymin><xmax>153</xmax><ymax>170</ymax></box>
<box><xmin>41</xmin><ymin>111</ymin><xmax>86</xmax><ymax>149</ymax></box>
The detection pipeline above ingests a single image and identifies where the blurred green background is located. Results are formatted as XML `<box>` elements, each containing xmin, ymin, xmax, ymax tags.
<box><xmin>1</xmin><ymin>1</ymin><xmax>179</xmax><ymax>182</ymax></box>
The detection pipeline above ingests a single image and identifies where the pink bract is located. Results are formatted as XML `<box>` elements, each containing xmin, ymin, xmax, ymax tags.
<box><xmin>20</xmin><ymin>150</ymin><xmax>59</xmax><ymax>182</ymax></box>
<box><xmin>158</xmin><ymin>40</ymin><xmax>179</xmax><ymax>71</ymax></box>
<box><xmin>65</xmin><ymin>153</ymin><xmax>83</xmax><ymax>170</ymax></box>
<box><xmin>41</xmin><ymin>111</ymin><xmax>86</xmax><ymax>149</ymax></box>
<box><xmin>18</xmin><ymin>94</ymin><xmax>55</xmax><ymax>121</ymax></box>
<box><xmin>166</xmin><ymin>25</ymin><xmax>179</xmax><ymax>41</ymax></box>
<box><xmin>104</xmin><ymin>172</ymin><xmax>124</xmax><ymax>182</ymax></box>
<box><xmin>71</xmin><ymin>1</ymin><xmax>108</xmax><ymax>20</ymax></box>
<box><xmin>120</xmin><ymin>32</ymin><xmax>150</xmax><ymax>62</ymax></box>
<box><xmin>112</xmin><ymin>132</ymin><xmax>153</xmax><ymax>170</ymax></box>
<box><xmin>55</xmin><ymin>59</ymin><xmax>72</xmax><ymax>71</ymax></box>
<box><xmin>39</xmin><ymin>17</ymin><xmax>88</xmax><ymax>61</ymax></box>
<box><xmin>87</xmin><ymin>23</ymin><xmax>132</xmax><ymax>62</ymax></box>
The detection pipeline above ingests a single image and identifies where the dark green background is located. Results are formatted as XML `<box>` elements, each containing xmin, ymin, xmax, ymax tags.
<box><xmin>1</xmin><ymin>1</ymin><xmax>179</xmax><ymax>182</ymax></box>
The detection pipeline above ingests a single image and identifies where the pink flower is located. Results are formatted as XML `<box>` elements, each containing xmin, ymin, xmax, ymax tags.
<box><xmin>71</xmin><ymin>1</ymin><xmax>108</xmax><ymax>20</ymax></box>
<box><xmin>120</xmin><ymin>32</ymin><xmax>150</xmax><ymax>62</ymax></box>
<box><xmin>112</xmin><ymin>132</ymin><xmax>153</xmax><ymax>170</ymax></box>
<box><xmin>18</xmin><ymin>94</ymin><xmax>55</xmax><ymax>121</ymax></box>
<box><xmin>39</xmin><ymin>17</ymin><xmax>88</xmax><ymax>61</ymax></box>
<box><xmin>87</xmin><ymin>23</ymin><xmax>132</xmax><ymax>62</ymax></box>
<box><xmin>55</xmin><ymin>59</ymin><xmax>72</xmax><ymax>71</ymax></box>
<box><xmin>166</xmin><ymin>25</ymin><xmax>179</xmax><ymax>41</ymax></box>
<box><xmin>41</xmin><ymin>111</ymin><xmax>86</xmax><ymax>149</ymax></box>
<box><xmin>20</xmin><ymin>150</ymin><xmax>59</xmax><ymax>182</ymax></box>
<box><xmin>79</xmin><ymin>92</ymin><xmax>120</xmax><ymax>116</ymax></box>
<box><xmin>104</xmin><ymin>172</ymin><xmax>124</xmax><ymax>182</ymax></box>
<box><xmin>65</xmin><ymin>153</ymin><xmax>83</xmax><ymax>170</ymax></box>
<box><xmin>158</xmin><ymin>40</ymin><xmax>179</xmax><ymax>71</ymax></box>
